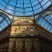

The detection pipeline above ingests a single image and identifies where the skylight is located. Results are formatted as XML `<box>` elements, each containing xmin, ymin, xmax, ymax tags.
<box><xmin>37</xmin><ymin>14</ymin><xmax>52</xmax><ymax>33</ymax></box>
<box><xmin>45</xmin><ymin>15</ymin><xmax>52</xmax><ymax>24</ymax></box>
<box><xmin>0</xmin><ymin>12</ymin><xmax>11</xmax><ymax>32</ymax></box>
<box><xmin>0</xmin><ymin>0</ymin><xmax>51</xmax><ymax>16</ymax></box>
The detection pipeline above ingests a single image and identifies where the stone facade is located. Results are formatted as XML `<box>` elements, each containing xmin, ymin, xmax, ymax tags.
<box><xmin>0</xmin><ymin>18</ymin><xmax>52</xmax><ymax>52</ymax></box>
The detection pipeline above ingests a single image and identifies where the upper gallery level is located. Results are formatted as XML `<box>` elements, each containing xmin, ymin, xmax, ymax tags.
<box><xmin>0</xmin><ymin>18</ymin><xmax>52</xmax><ymax>42</ymax></box>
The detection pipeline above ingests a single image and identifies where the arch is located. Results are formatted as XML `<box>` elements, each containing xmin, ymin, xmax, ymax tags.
<box><xmin>37</xmin><ymin>13</ymin><xmax>52</xmax><ymax>33</ymax></box>
<box><xmin>12</xmin><ymin>18</ymin><xmax>34</xmax><ymax>25</ymax></box>
<box><xmin>0</xmin><ymin>12</ymin><xmax>11</xmax><ymax>32</ymax></box>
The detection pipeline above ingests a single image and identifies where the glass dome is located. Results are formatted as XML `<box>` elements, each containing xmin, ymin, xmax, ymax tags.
<box><xmin>0</xmin><ymin>12</ymin><xmax>11</xmax><ymax>32</ymax></box>
<box><xmin>37</xmin><ymin>14</ymin><xmax>52</xmax><ymax>33</ymax></box>
<box><xmin>0</xmin><ymin>0</ymin><xmax>52</xmax><ymax>16</ymax></box>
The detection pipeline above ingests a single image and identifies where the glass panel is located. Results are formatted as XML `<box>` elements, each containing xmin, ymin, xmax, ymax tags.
<box><xmin>37</xmin><ymin>15</ymin><xmax>52</xmax><ymax>32</ymax></box>
<box><xmin>45</xmin><ymin>15</ymin><xmax>52</xmax><ymax>24</ymax></box>
<box><xmin>3</xmin><ymin>20</ymin><xmax>8</xmax><ymax>27</ymax></box>
<box><xmin>0</xmin><ymin>16</ymin><xmax>3</xmax><ymax>22</ymax></box>
<box><xmin>0</xmin><ymin>0</ymin><xmax>7</xmax><ymax>7</ymax></box>
<box><xmin>50</xmin><ymin>28</ymin><xmax>52</xmax><ymax>32</ymax></box>
<box><xmin>6</xmin><ymin>18</ymin><xmax>11</xmax><ymax>24</ymax></box>
<box><xmin>0</xmin><ymin>26</ymin><xmax>2</xmax><ymax>31</ymax></box>
<box><xmin>0</xmin><ymin>12</ymin><xmax>11</xmax><ymax>32</ymax></box>
<box><xmin>9</xmin><ymin>0</ymin><xmax>16</xmax><ymax>6</ymax></box>
<box><xmin>47</xmin><ymin>25</ymin><xmax>51</xmax><ymax>31</ymax></box>
<box><xmin>0</xmin><ymin>23</ymin><xmax>5</xmax><ymax>29</ymax></box>
<box><xmin>0</xmin><ymin>0</ymin><xmax>51</xmax><ymax>16</ymax></box>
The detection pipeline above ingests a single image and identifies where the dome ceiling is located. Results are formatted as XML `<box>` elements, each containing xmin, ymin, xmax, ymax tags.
<box><xmin>0</xmin><ymin>0</ymin><xmax>52</xmax><ymax>16</ymax></box>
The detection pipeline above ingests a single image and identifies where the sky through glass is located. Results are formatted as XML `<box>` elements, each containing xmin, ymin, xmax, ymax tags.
<box><xmin>0</xmin><ymin>0</ymin><xmax>52</xmax><ymax>16</ymax></box>
<box><xmin>0</xmin><ymin>12</ymin><xmax>11</xmax><ymax>32</ymax></box>
<box><xmin>37</xmin><ymin>14</ymin><xmax>52</xmax><ymax>33</ymax></box>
